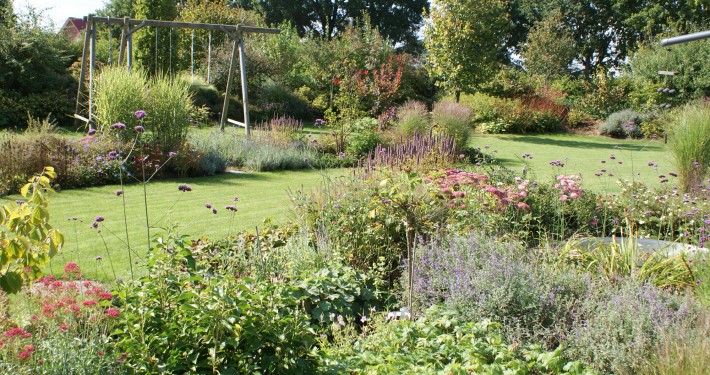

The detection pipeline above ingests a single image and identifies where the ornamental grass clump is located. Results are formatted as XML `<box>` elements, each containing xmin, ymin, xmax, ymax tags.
<box><xmin>669</xmin><ymin>103</ymin><xmax>710</xmax><ymax>192</ymax></box>
<box><xmin>93</xmin><ymin>66</ymin><xmax>147</xmax><ymax>134</ymax></box>
<box><xmin>360</xmin><ymin>133</ymin><xmax>457</xmax><ymax>175</ymax></box>
<box><xmin>431</xmin><ymin>100</ymin><xmax>473</xmax><ymax>150</ymax></box>
<box><xmin>395</xmin><ymin>100</ymin><xmax>430</xmax><ymax>136</ymax></box>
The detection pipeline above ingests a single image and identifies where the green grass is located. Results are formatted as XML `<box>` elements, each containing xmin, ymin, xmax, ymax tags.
<box><xmin>1</xmin><ymin>169</ymin><xmax>347</xmax><ymax>282</ymax></box>
<box><xmin>470</xmin><ymin>133</ymin><xmax>673</xmax><ymax>192</ymax></box>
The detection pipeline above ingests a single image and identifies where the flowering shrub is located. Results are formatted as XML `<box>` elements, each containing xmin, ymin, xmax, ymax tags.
<box><xmin>0</xmin><ymin>263</ymin><xmax>122</xmax><ymax>372</ymax></box>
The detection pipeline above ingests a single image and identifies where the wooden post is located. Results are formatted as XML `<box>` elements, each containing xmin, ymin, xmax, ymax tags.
<box><xmin>220</xmin><ymin>31</ymin><xmax>240</xmax><ymax>131</ymax></box>
<box><xmin>88</xmin><ymin>17</ymin><xmax>97</xmax><ymax>123</ymax></box>
<box><xmin>119</xmin><ymin>17</ymin><xmax>129</xmax><ymax>66</ymax></box>
<box><xmin>74</xmin><ymin>15</ymin><xmax>93</xmax><ymax>126</ymax></box>
<box><xmin>127</xmin><ymin>33</ymin><xmax>133</xmax><ymax>71</ymax></box>
<box><xmin>238</xmin><ymin>33</ymin><xmax>250</xmax><ymax>137</ymax></box>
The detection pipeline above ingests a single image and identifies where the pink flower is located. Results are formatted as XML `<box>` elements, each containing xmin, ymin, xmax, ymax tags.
<box><xmin>104</xmin><ymin>307</ymin><xmax>121</xmax><ymax>318</ymax></box>
<box><xmin>560</xmin><ymin>195</ymin><xmax>568</xmax><ymax>202</ymax></box>
<box><xmin>98</xmin><ymin>291</ymin><xmax>113</xmax><ymax>300</ymax></box>
<box><xmin>517</xmin><ymin>202</ymin><xmax>530</xmax><ymax>210</ymax></box>
<box><xmin>82</xmin><ymin>299</ymin><xmax>98</xmax><ymax>307</ymax></box>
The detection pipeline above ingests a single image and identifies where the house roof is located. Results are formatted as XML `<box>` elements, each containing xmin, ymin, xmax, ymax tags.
<box><xmin>61</xmin><ymin>17</ymin><xmax>87</xmax><ymax>33</ymax></box>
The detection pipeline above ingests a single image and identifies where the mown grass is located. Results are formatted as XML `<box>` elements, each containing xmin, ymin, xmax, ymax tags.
<box><xmin>1</xmin><ymin>169</ymin><xmax>348</xmax><ymax>282</ymax></box>
<box><xmin>470</xmin><ymin>133</ymin><xmax>672</xmax><ymax>192</ymax></box>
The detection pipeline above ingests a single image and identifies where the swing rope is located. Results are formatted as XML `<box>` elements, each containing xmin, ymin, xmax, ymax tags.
<box><xmin>154</xmin><ymin>27</ymin><xmax>158</xmax><ymax>75</ymax></box>
<box><xmin>107</xmin><ymin>17</ymin><xmax>112</xmax><ymax>64</ymax></box>
<box><xmin>169</xmin><ymin>28</ymin><xmax>173</xmax><ymax>77</ymax></box>
<box><xmin>190</xmin><ymin>29</ymin><xmax>195</xmax><ymax>84</ymax></box>
<box><xmin>207</xmin><ymin>31</ymin><xmax>212</xmax><ymax>84</ymax></box>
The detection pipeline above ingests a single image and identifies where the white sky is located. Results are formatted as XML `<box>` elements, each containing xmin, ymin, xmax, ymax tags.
<box><xmin>13</xmin><ymin>0</ymin><xmax>106</xmax><ymax>31</ymax></box>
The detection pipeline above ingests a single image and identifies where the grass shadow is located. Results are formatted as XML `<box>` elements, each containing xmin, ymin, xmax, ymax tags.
<box><xmin>506</xmin><ymin>135</ymin><xmax>664</xmax><ymax>152</ymax></box>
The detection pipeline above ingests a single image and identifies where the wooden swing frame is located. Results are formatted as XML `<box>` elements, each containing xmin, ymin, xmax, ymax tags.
<box><xmin>74</xmin><ymin>14</ymin><xmax>279</xmax><ymax>135</ymax></box>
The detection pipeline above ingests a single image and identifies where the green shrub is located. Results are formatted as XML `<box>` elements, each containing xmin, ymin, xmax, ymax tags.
<box><xmin>318</xmin><ymin>305</ymin><xmax>592</xmax><ymax>374</ymax></box>
<box><xmin>600</xmin><ymin>109</ymin><xmax>643</xmax><ymax>138</ymax></box>
<box><xmin>458</xmin><ymin>92</ymin><xmax>500</xmax><ymax>123</ymax></box>
<box><xmin>255</xmin><ymin>80</ymin><xmax>313</xmax><ymax>120</ymax></box>
<box><xmin>346</xmin><ymin>117</ymin><xmax>381</xmax><ymax>157</ymax></box>
<box><xmin>395</xmin><ymin>100</ymin><xmax>429</xmax><ymax>136</ymax></box>
<box><xmin>431</xmin><ymin>100</ymin><xmax>473</xmax><ymax>149</ymax></box>
<box><xmin>668</xmin><ymin>103</ymin><xmax>710</xmax><ymax>191</ymax></box>
<box><xmin>295</xmin><ymin>261</ymin><xmax>392</xmax><ymax>327</ymax></box>
<box><xmin>113</xmin><ymin>236</ymin><xmax>319</xmax><ymax>373</ymax></box>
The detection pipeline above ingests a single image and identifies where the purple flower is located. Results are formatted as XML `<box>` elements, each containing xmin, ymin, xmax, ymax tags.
<box><xmin>212</xmin><ymin>208</ymin><xmax>218</xmax><ymax>214</ymax></box>
<box><xmin>95</xmin><ymin>216</ymin><xmax>105</xmax><ymax>222</ymax></box>
<box><xmin>205</xmin><ymin>203</ymin><xmax>212</xmax><ymax>209</ymax></box>
<box><xmin>91</xmin><ymin>221</ymin><xmax>99</xmax><ymax>229</ymax></box>
<box><xmin>178</xmin><ymin>184</ymin><xmax>192</xmax><ymax>192</ymax></box>
<box><xmin>108</xmin><ymin>151</ymin><xmax>118</xmax><ymax>160</ymax></box>
<box><xmin>233</xmin><ymin>196</ymin><xmax>239</xmax><ymax>202</ymax></box>
<box><xmin>168</xmin><ymin>151</ymin><xmax>177</xmax><ymax>158</ymax></box>
<box><xmin>693</xmin><ymin>161</ymin><xmax>700</xmax><ymax>169</ymax></box>
<box><xmin>115</xmin><ymin>190</ymin><xmax>124</xmax><ymax>196</ymax></box>
<box><xmin>669</xmin><ymin>172</ymin><xmax>678</xmax><ymax>177</ymax></box>
<box><xmin>88</xmin><ymin>128</ymin><xmax>96</xmax><ymax>136</ymax></box>
<box><xmin>134</xmin><ymin>125</ymin><xmax>145</xmax><ymax>133</ymax></box>
<box><xmin>382</xmin><ymin>199</ymin><xmax>392</xmax><ymax>205</ymax></box>
<box><xmin>110</xmin><ymin>122</ymin><xmax>126</xmax><ymax>130</ymax></box>
<box><xmin>225</xmin><ymin>205</ymin><xmax>238</xmax><ymax>212</ymax></box>
<box><xmin>315</xmin><ymin>119</ymin><xmax>326</xmax><ymax>126</ymax></box>
<box><xmin>95</xmin><ymin>256</ymin><xmax>103</xmax><ymax>261</ymax></box>
<box><xmin>610</xmin><ymin>154</ymin><xmax>616</xmax><ymax>159</ymax></box>
<box><xmin>601</xmin><ymin>160</ymin><xmax>606</xmax><ymax>164</ymax></box>
<box><xmin>339</xmin><ymin>152</ymin><xmax>346</xmax><ymax>159</ymax></box>
<box><xmin>522</xmin><ymin>153</ymin><xmax>533</xmax><ymax>159</ymax></box>
<box><xmin>648</xmin><ymin>161</ymin><xmax>657</xmax><ymax>167</ymax></box>
<box><xmin>134</xmin><ymin>110</ymin><xmax>146</xmax><ymax>119</ymax></box>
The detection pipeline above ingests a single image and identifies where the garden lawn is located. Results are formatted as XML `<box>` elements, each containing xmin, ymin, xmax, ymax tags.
<box><xmin>470</xmin><ymin>133</ymin><xmax>673</xmax><ymax>192</ymax></box>
<box><xmin>1</xmin><ymin>168</ymin><xmax>348</xmax><ymax>282</ymax></box>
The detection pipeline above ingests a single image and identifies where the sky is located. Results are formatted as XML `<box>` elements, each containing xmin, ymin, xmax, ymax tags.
<box><xmin>12</xmin><ymin>0</ymin><xmax>106</xmax><ymax>30</ymax></box>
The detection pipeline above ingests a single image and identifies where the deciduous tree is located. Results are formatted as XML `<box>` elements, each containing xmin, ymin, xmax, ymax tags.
<box><xmin>425</xmin><ymin>0</ymin><xmax>509</xmax><ymax>101</ymax></box>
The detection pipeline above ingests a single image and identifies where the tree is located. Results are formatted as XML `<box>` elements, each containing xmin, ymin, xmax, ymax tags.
<box><xmin>425</xmin><ymin>0</ymin><xmax>510</xmax><ymax>101</ymax></box>
<box><xmin>0</xmin><ymin>0</ymin><xmax>13</xmax><ymax>26</ymax></box>
<box><xmin>133</xmin><ymin>0</ymin><xmax>178</xmax><ymax>75</ymax></box>
<box><xmin>521</xmin><ymin>10</ymin><xmax>576</xmax><ymax>82</ymax></box>
<box><xmin>96</xmin><ymin>0</ymin><xmax>135</xmax><ymax>18</ymax></box>
<box><xmin>254</xmin><ymin>0</ymin><xmax>428</xmax><ymax>51</ymax></box>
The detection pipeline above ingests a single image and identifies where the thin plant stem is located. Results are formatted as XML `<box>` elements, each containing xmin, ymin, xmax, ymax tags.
<box><xmin>142</xmin><ymin>160</ymin><xmax>150</xmax><ymax>252</ymax></box>
<box><xmin>98</xmin><ymin>231</ymin><xmax>118</xmax><ymax>280</ymax></box>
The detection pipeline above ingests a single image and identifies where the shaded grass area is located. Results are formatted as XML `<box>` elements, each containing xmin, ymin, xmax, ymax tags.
<box><xmin>470</xmin><ymin>133</ymin><xmax>673</xmax><ymax>192</ymax></box>
<box><xmin>1</xmin><ymin>169</ymin><xmax>348</xmax><ymax>282</ymax></box>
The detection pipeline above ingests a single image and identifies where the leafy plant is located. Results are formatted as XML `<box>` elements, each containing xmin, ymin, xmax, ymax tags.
<box><xmin>318</xmin><ymin>304</ymin><xmax>593</xmax><ymax>374</ymax></box>
<box><xmin>600</xmin><ymin>109</ymin><xmax>643</xmax><ymax>138</ymax></box>
<box><xmin>93</xmin><ymin>66</ymin><xmax>148</xmax><ymax>133</ymax></box>
<box><xmin>0</xmin><ymin>167</ymin><xmax>63</xmax><ymax>293</ymax></box>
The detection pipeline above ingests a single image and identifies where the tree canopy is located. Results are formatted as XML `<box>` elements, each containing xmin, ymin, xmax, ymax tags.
<box><xmin>252</xmin><ymin>0</ymin><xmax>428</xmax><ymax>50</ymax></box>
<box><xmin>425</xmin><ymin>0</ymin><xmax>509</xmax><ymax>100</ymax></box>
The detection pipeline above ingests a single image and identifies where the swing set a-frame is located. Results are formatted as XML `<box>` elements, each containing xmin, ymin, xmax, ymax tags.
<box><xmin>74</xmin><ymin>14</ymin><xmax>279</xmax><ymax>135</ymax></box>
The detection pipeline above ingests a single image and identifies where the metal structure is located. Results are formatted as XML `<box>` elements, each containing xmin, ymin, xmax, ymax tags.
<box><xmin>660</xmin><ymin>30</ymin><xmax>710</xmax><ymax>47</ymax></box>
<box><xmin>74</xmin><ymin>15</ymin><xmax>279</xmax><ymax>135</ymax></box>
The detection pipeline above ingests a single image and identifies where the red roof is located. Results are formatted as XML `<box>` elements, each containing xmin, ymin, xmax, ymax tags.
<box><xmin>60</xmin><ymin>17</ymin><xmax>87</xmax><ymax>40</ymax></box>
